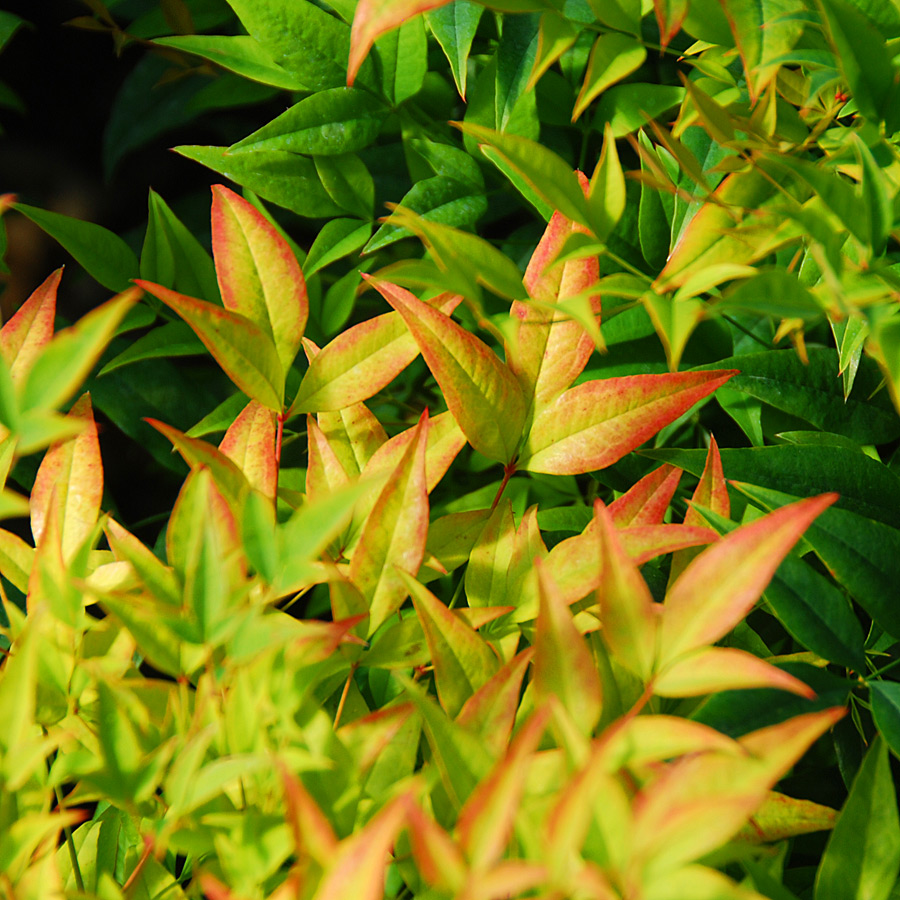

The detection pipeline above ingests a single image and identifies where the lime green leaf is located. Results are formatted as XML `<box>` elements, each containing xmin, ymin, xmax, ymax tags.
<box><xmin>465</xmin><ymin>500</ymin><xmax>516</xmax><ymax>609</ymax></box>
<box><xmin>174</xmin><ymin>145</ymin><xmax>343</xmax><ymax>219</ymax></box>
<box><xmin>12</xmin><ymin>203</ymin><xmax>139</xmax><ymax>292</ymax></box>
<box><xmin>349</xmin><ymin>411</ymin><xmax>429</xmax><ymax>634</ymax></box>
<box><xmin>593</xmin><ymin>83</ymin><xmax>685</xmax><ymax>137</ymax></box>
<box><xmin>136</xmin><ymin>280</ymin><xmax>284</xmax><ymax>410</ymax></box>
<box><xmin>572</xmin><ymin>33</ymin><xmax>646</xmax><ymax>122</ymax></box>
<box><xmin>533</xmin><ymin>559</ymin><xmax>603</xmax><ymax>734</ymax></box>
<box><xmin>736</xmin><ymin>790</ymin><xmax>837</xmax><ymax>844</ymax></box>
<box><xmin>659</xmin><ymin>493</ymin><xmax>836</xmax><ymax>664</ymax></box>
<box><xmin>305</xmin><ymin>218</ymin><xmax>372</xmax><ymax>277</ymax></box>
<box><xmin>153</xmin><ymin>34</ymin><xmax>307</xmax><ymax>89</ymax></box>
<box><xmin>98</xmin><ymin>321</ymin><xmax>206</xmax><ymax>375</ymax></box>
<box><xmin>21</xmin><ymin>288</ymin><xmax>139</xmax><ymax>414</ymax></box>
<box><xmin>815</xmin><ymin>737</ymin><xmax>900</xmax><ymax>900</ymax></box>
<box><xmin>519</xmin><ymin>369</ymin><xmax>736</xmax><ymax>475</ymax></box>
<box><xmin>370</xmin><ymin>277</ymin><xmax>527</xmax><ymax>463</ymax></box>
<box><xmin>211</xmin><ymin>184</ymin><xmax>307</xmax><ymax>373</ymax></box>
<box><xmin>403</xmin><ymin>572</ymin><xmax>499</xmax><ymax>717</ymax></box>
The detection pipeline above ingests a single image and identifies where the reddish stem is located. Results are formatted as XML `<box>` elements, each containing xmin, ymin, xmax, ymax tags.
<box><xmin>275</xmin><ymin>411</ymin><xmax>285</xmax><ymax>483</ymax></box>
<box><xmin>490</xmin><ymin>463</ymin><xmax>516</xmax><ymax>512</ymax></box>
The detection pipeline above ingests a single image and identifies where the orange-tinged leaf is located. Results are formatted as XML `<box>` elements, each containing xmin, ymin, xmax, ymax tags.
<box><xmin>460</xmin><ymin>860</ymin><xmax>548</xmax><ymax>900</ymax></box>
<box><xmin>456</xmin><ymin>708</ymin><xmax>550</xmax><ymax>870</ymax></box>
<box><xmin>136</xmin><ymin>280</ymin><xmax>284</xmax><ymax>410</ymax></box>
<box><xmin>306</xmin><ymin>414</ymin><xmax>353</xmax><ymax>501</ymax></box>
<box><xmin>280</xmin><ymin>763</ymin><xmax>338</xmax><ymax>865</ymax></box>
<box><xmin>317</xmin><ymin>403</ymin><xmax>388</xmax><ymax>477</ymax></box>
<box><xmin>598</xmin><ymin>715</ymin><xmax>741</xmax><ymax>772</ymax></box>
<box><xmin>519</xmin><ymin>370</ymin><xmax>736</xmax><ymax>475</ymax></box>
<box><xmin>594</xmin><ymin>500</ymin><xmax>658</xmax><ymax>681</ymax></box>
<box><xmin>363</xmin><ymin>409</ymin><xmax>464</xmax><ymax>493</ymax></box>
<box><xmin>336</xmin><ymin>703</ymin><xmax>414</xmax><ymax>773</ymax></box>
<box><xmin>370</xmin><ymin>277</ymin><xmax>526</xmax><ymax>464</ymax></box>
<box><xmin>608</xmin><ymin>463</ymin><xmax>682</xmax><ymax>527</ymax></box>
<box><xmin>30</xmin><ymin>394</ymin><xmax>102</xmax><ymax>561</ymax></box>
<box><xmin>349</xmin><ymin>411</ymin><xmax>429</xmax><ymax>634</ymax></box>
<box><xmin>506</xmin><ymin>505</ymin><xmax>548</xmax><ymax>616</ymax></box>
<box><xmin>653</xmin><ymin>0</ymin><xmax>689</xmax><ymax>50</ymax></box>
<box><xmin>653</xmin><ymin>646</ymin><xmax>816</xmax><ymax>698</ymax></box>
<box><xmin>511</xmin><ymin>172</ymin><xmax>600</xmax><ymax>408</ymax></box>
<box><xmin>291</xmin><ymin>294</ymin><xmax>461</xmax><ymax>413</ymax></box>
<box><xmin>643</xmin><ymin>864</ymin><xmax>765</xmax><ymax>900</ymax></box>
<box><xmin>105</xmin><ymin>518</ymin><xmax>180</xmax><ymax>605</ymax></box>
<box><xmin>146</xmin><ymin>418</ymin><xmax>249</xmax><ymax>507</ymax></box>
<box><xmin>632</xmin><ymin>751</ymin><xmax>774</xmax><ymax>875</ymax></box>
<box><xmin>457</xmin><ymin>649</ymin><xmax>534</xmax><ymax>757</ymax></box>
<box><xmin>403</xmin><ymin>572</ymin><xmax>499</xmax><ymax>718</ymax></box>
<box><xmin>533</xmin><ymin>559</ymin><xmax>602</xmax><ymax>734</ymax></box>
<box><xmin>212</xmin><ymin>184</ymin><xmax>307</xmax><ymax>373</ymax></box>
<box><xmin>669</xmin><ymin>435</ymin><xmax>728</xmax><ymax>583</ymax></box>
<box><xmin>311</xmin><ymin>792</ymin><xmax>408</xmax><ymax>900</ymax></box>
<box><xmin>465</xmin><ymin>500</ymin><xmax>516</xmax><ymax>609</ymax></box>
<box><xmin>734</xmin><ymin>790</ymin><xmax>837</xmax><ymax>843</ymax></box>
<box><xmin>1</xmin><ymin>268</ymin><xmax>59</xmax><ymax>384</ymax></box>
<box><xmin>219</xmin><ymin>400</ymin><xmax>277</xmax><ymax>501</ymax></box>
<box><xmin>406</xmin><ymin>800</ymin><xmax>467</xmax><ymax>892</ymax></box>
<box><xmin>619</xmin><ymin>524</ymin><xmax>718</xmax><ymax>565</ymax></box>
<box><xmin>658</xmin><ymin>493</ymin><xmax>837</xmax><ymax>664</ymax></box>
<box><xmin>348</xmin><ymin>0</ymin><xmax>451</xmax><ymax>86</ymax></box>
<box><xmin>738</xmin><ymin>707</ymin><xmax>847</xmax><ymax>781</ymax></box>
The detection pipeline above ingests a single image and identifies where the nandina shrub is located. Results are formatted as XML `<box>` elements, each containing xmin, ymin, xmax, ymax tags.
<box><xmin>1</xmin><ymin>0</ymin><xmax>900</xmax><ymax>898</ymax></box>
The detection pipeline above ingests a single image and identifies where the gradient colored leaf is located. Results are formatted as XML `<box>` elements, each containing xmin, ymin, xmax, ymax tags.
<box><xmin>21</xmin><ymin>288</ymin><xmax>139</xmax><ymax>414</ymax></box>
<box><xmin>815</xmin><ymin>737</ymin><xmax>900</xmax><ymax>900</ymax></box>
<box><xmin>653</xmin><ymin>0</ymin><xmax>689</xmax><ymax>49</ymax></box>
<box><xmin>136</xmin><ymin>280</ymin><xmax>284</xmax><ymax>410</ymax></box>
<box><xmin>659</xmin><ymin>493</ymin><xmax>837</xmax><ymax>664</ymax></box>
<box><xmin>465</xmin><ymin>500</ymin><xmax>516</xmax><ymax>609</ymax></box>
<box><xmin>317</xmin><ymin>401</ymin><xmax>388</xmax><ymax>479</ymax></box>
<box><xmin>306</xmin><ymin>414</ymin><xmax>353</xmax><ymax>500</ymax></box>
<box><xmin>30</xmin><ymin>394</ymin><xmax>102</xmax><ymax>562</ymax></box>
<box><xmin>406</xmin><ymin>801</ymin><xmax>467</xmax><ymax>892</ymax></box>
<box><xmin>532</xmin><ymin>559</ymin><xmax>602</xmax><ymax>734</ymax></box>
<box><xmin>349</xmin><ymin>0</ymin><xmax>450</xmax><ymax>86</ymax></box>
<box><xmin>404</xmin><ymin>572</ymin><xmax>498</xmax><ymax>717</ymax></box>
<box><xmin>349</xmin><ymin>411</ymin><xmax>429</xmax><ymax>634</ymax></box>
<box><xmin>218</xmin><ymin>400</ymin><xmax>277</xmax><ymax>501</ymax></box>
<box><xmin>211</xmin><ymin>184</ymin><xmax>307</xmax><ymax>374</ymax></box>
<box><xmin>594</xmin><ymin>501</ymin><xmax>658</xmax><ymax>680</ymax></box>
<box><xmin>291</xmin><ymin>291</ymin><xmax>461</xmax><ymax>413</ymax></box>
<box><xmin>456</xmin><ymin>708</ymin><xmax>549</xmax><ymax>870</ymax></box>
<box><xmin>519</xmin><ymin>370</ymin><xmax>736</xmax><ymax>475</ymax></box>
<box><xmin>736</xmin><ymin>791</ymin><xmax>837</xmax><ymax>844</ymax></box>
<box><xmin>608</xmin><ymin>463</ymin><xmax>682</xmax><ymax>527</ymax></box>
<box><xmin>654</xmin><ymin>646</ymin><xmax>816</xmax><ymax>698</ymax></box>
<box><xmin>0</xmin><ymin>268</ymin><xmax>58</xmax><ymax>385</ymax></box>
<box><xmin>371</xmin><ymin>277</ymin><xmax>526</xmax><ymax>463</ymax></box>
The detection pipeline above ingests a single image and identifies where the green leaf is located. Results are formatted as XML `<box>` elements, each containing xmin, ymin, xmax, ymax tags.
<box><xmin>364</xmin><ymin>176</ymin><xmax>488</xmax><ymax>253</ymax></box>
<box><xmin>375</xmin><ymin>15</ymin><xmax>428</xmax><ymax>105</ymax></box>
<box><xmin>591</xmin><ymin>83</ymin><xmax>686</xmax><ymax>137</ymax></box>
<box><xmin>174</xmin><ymin>145</ymin><xmax>344</xmax><ymax>219</ymax></box>
<box><xmin>425</xmin><ymin>0</ymin><xmax>483</xmax><ymax>99</ymax></box>
<box><xmin>141</xmin><ymin>189</ymin><xmax>220</xmax><ymax>304</ymax></box>
<box><xmin>817</xmin><ymin>0</ymin><xmax>899</xmax><ymax>127</ymax></box>
<box><xmin>99</xmin><ymin>321</ymin><xmax>206</xmax><ymax>375</ymax></box>
<box><xmin>136</xmin><ymin>280</ymin><xmax>284</xmax><ymax>410</ymax></box>
<box><xmin>227</xmin><ymin>0</ymin><xmax>377</xmax><ymax>91</ymax></box>
<box><xmin>315</xmin><ymin>153</ymin><xmax>376</xmax><ymax>220</ymax></box>
<box><xmin>153</xmin><ymin>34</ymin><xmax>307</xmax><ymax>89</ymax></box>
<box><xmin>572</xmin><ymin>32</ymin><xmax>646</xmax><ymax>122</ymax></box>
<box><xmin>870</xmin><ymin>682</ymin><xmax>900</xmax><ymax>762</ymax></box>
<box><xmin>13</xmin><ymin>203</ymin><xmax>139</xmax><ymax>293</ymax></box>
<box><xmin>231</xmin><ymin>88</ymin><xmax>387</xmax><ymax>156</ymax></box>
<box><xmin>643</xmin><ymin>445</ymin><xmax>900</xmax><ymax>530</ymax></box>
<box><xmin>735</xmin><ymin>482</ymin><xmax>900</xmax><ymax>641</ymax></box>
<box><xmin>496</xmin><ymin>13</ymin><xmax>540</xmax><ymax>130</ymax></box>
<box><xmin>815</xmin><ymin>738</ymin><xmax>900</xmax><ymax>900</ymax></box>
<box><xmin>696</xmin><ymin>348</ymin><xmax>900</xmax><ymax>445</ymax></box>
<box><xmin>305</xmin><ymin>219</ymin><xmax>371</xmax><ymax>277</ymax></box>
<box><xmin>454</xmin><ymin>121</ymin><xmax>589</xmax><ymax>228</ymax></box>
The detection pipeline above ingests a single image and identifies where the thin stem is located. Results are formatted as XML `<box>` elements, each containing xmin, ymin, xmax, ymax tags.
<box><xmin>867</xmin><ymin>655</ymin><xmax>900</xmax><ymax>680</ymax></box>
<box><xmin>600</xmin><ymin>248</ymin><xmax>653</xmax><ymax>281</ymax></box>
<box><xmin>721</xmin><ymin>314</ymin><xmax>777</xmax><ymax>349</ymax></box>
<box><xmin>275</xmin><ymin>412</ymin><xmax>285</xmax><ymax>483</ymax></box>
<box><xmin>333</xmin><ymin>664</ymin><xmax>357</xmax><ymax>729</ymax></box>
<box><xmin>123</xmin><ymin>837</ymin><xmax>154</xmax><ymax>896</ymax></box>
<box><xmin>491</xmin><ymin>464</ymin><xmax>516</xmax><ymax>512</ymax></box>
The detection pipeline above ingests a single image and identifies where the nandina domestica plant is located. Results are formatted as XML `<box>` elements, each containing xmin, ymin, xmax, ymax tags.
<box><xmin>2</xmin><ymin>0</ymin><xmax>900</xmax><ymax>897</ymax></box>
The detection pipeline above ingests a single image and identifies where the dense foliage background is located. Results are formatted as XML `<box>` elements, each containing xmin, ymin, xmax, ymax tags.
<box><xmin>2</xmin><ymin>0</ymin><xmax>900</xmax><ymax>898</ymax></box>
